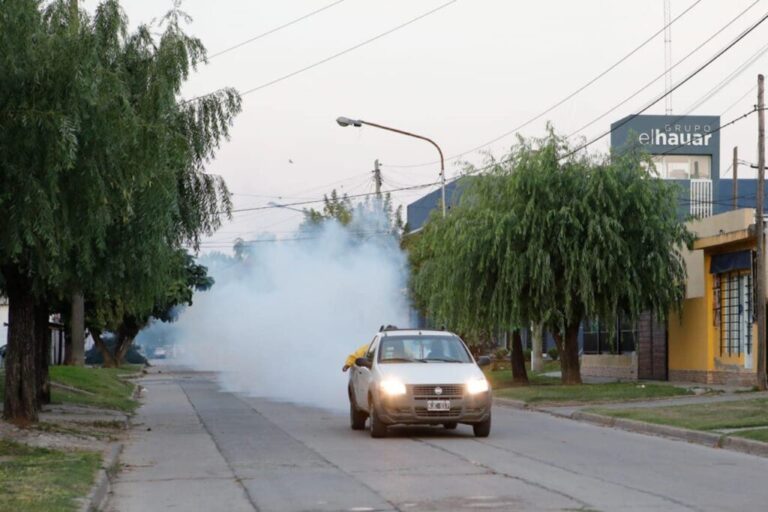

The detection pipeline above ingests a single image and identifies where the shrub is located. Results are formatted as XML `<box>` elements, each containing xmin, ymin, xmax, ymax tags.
<box><xmin>494</xmin><ymin>347</ymin><xmax>510</xmax><ymax>360</ymax></box>
<box><xmin>491</xmin><ymin>347</ymin><xmax>509</xmax><ymax>371</ymax></box>
<box><xmin>547</xmin><ymin>347</ymin><xmax>559</xmax><ymax>361</ymax></box>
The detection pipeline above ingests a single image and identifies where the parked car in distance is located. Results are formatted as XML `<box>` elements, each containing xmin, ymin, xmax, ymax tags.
<box><xmin>348</xmin><ymin>328</ymin><xmax>492</xmax><ymax>438</ymax></box>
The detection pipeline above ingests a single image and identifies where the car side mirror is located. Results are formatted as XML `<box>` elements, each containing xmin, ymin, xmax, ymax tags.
<box><xmin>355</xmin><ymin>357</ymin><xmax>372</xmax><ymax>369</ymax></box>
<box><xmin>477</xmin><ymin>356</ymin><xmax>491</xmax><ymax>367</ymax></box>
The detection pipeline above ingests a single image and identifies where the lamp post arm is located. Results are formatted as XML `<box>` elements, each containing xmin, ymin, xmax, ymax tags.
<box><xmin>359</xmin><ymin>120</ymin><xmax>447</xmax><ymax>216</ymax></box>
<box><xmin>359</xmin><ymin>121</ymin><xmax>444</xmax><ymax>170</ymax></box>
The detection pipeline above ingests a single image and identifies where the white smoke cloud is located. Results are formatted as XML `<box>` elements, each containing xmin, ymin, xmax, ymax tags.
<box><xmin>161</xmin><ymin>210</ymin><xmax>410</xmax><ymax>410</ymax></box>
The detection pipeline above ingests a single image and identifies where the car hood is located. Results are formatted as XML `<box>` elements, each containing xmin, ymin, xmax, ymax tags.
<box><xmin>377</xmin><ymin>362</ymin><xmax>486</xmax><ymax>385</ymax></box>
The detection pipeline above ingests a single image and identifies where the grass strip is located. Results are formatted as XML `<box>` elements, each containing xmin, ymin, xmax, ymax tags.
<box><xmin>1</xmin><ymin>366</ymin><xmax>139</xmax><ymax>412</ymax></box>
<box><xmin>588</xmin><ymin>398</ymin><xmax>768</xmax><ymax>431</ymax></box>
<box><xmin>50</xmin><ymin>367</ymin><xmax>138</xmax><ymax>412</ymax></box>
<box><xmin>731</xmin><ymin>428</ymin><xmax>768</xmax><ymax>443</ymax></box>
<box><xmin>0</xmin><ymin>439</ymin><xmax>100</xmax><ymax>512</ymax></box>
<box><xmin>495</xmin><ymin>381</ymin><xmax>689</xmax><ymax>404</ymax></box>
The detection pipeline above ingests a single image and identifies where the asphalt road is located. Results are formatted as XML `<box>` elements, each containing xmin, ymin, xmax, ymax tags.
<box><xmin>108</xmin><ymin>369</ymin><xmax>768</xmax><ymax>512</ymax></box>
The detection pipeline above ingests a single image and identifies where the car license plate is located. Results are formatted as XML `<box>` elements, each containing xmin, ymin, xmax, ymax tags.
<box><xmin>427</xmin><ymin>400</ymin><xmax>450</xmax><ymax>411</ymax></box>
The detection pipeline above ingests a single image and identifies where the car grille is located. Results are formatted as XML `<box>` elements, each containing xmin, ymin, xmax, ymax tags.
<box><xmin>414</xmin><ymin>406</ymin><xmax>462</xmax><ymax>418</ymax></box>
<box><xmin>411</xmin><ymin>384</ymin><xmax>464</xmax><ymax>398</ymax></box>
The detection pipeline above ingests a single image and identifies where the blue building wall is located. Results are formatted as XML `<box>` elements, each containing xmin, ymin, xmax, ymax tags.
<box><xmin>406</xmin><ymin>180</ymin><xmax>465</xmax><ymax>232</ymax></box>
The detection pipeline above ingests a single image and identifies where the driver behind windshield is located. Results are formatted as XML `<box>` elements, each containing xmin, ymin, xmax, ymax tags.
<box><xmin>427</xmin><ymin>340</ymin><xmax>446</xmax><ymax>360</ymax></box>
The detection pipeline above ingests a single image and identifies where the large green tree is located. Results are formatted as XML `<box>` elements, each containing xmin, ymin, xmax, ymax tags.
<box><xmin>88</xmin><ymin>251</ymin><xmax>214</xmax><ymax>367</ymax></box>
<box><xmin>0</xmin><ymin>0</ymin><xmax>239</xmax><ymax>423</ymax></box>
<box><xmin>410</xmin><ymin>130</ymin><xmax>693</xmax><ymax>384</ymax></box>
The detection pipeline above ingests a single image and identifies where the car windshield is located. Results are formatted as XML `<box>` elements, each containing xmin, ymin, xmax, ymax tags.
<box><xmin>377</xmin><ymin>335</ymin><xmax>472</xmax><ymax>363</ymax></box>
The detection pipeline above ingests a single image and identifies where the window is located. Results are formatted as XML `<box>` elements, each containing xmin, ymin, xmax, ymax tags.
<box><xmin>650</xmin><ymin>155</ymin><xmax>711</xmax><ymax>180</ymax></box>
<box><xmin>583</xmin><ymin>316</ymin><xmax>637</xmax><ymax>354</ymax></box>
<box><xmin>718</xmin><ymin>271</ymin><xmax>753</xmax><ymax>356</ymax></box>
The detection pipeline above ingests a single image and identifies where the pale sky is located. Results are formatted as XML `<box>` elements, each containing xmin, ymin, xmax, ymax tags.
<box><xmin>86</xmin><ymin>0</ymin><xmax>768</xmax><ymax>249</ymax></box>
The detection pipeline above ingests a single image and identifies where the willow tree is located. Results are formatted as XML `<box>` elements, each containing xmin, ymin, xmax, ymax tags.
<box><xmin>411</xmin><ymin>130</ymin><xmax>692</xmax><ymax>385</ymax></box>
<box><xmin>0</xmin><ymin>0</ymin><xmax>238</xmax><ymax>423</ymax></box>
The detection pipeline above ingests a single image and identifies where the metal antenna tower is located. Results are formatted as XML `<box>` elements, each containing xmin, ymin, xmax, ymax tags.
<box><xmin>664</xmin><ymin>0</ymin><xmax>673</xmax><ymax>114</ymax></box>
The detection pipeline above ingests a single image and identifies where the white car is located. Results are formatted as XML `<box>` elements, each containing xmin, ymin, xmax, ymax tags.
<box><xmin>348</xmin><ymin>328</ymin><xmax>492</xmax><ymax>438</ymax></box>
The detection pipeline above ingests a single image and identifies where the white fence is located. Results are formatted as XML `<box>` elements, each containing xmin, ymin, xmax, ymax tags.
<box><xmin>689</xmin><ymin>179</ymin><xmax>713</xmax><ymax>218</ymax></box>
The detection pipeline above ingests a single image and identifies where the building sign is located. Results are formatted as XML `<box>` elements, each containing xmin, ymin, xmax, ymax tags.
<box><xmin>637</xmin><ymin>127</ymin><xmax>713</xmax><ymax>148</ymax></box>
<box><xmin>610</xmin><ymin>114</ymin><xmax>721</xmax><ymax>179</ymax></box>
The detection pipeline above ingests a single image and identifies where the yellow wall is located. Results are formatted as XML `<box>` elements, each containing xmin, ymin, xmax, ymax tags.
<box><xmin>669</xmin><ymin>244</ymin><xmax>760</xmax><ymax>374</ymax></box>
<box><xmin>668</xmin><ymin>297</ymin><xmax>710</xmax><ymax>371</ymax></box>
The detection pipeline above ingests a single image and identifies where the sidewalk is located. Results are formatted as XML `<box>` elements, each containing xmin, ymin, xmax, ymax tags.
<box><xmin>106</xmin><ymin>367</ymin><xmax>255</xmax><ymax>512</ymax></box>
<box><xmin>495</xmin><ymin>390</ymin><xmax>768</xmax><ymax>459</ymax></box>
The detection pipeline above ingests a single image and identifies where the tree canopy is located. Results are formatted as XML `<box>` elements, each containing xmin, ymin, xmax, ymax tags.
<box><xmin>410</xmin><ymin>129</ymin><xmax>693</xmax><ymax>384</ymax></box>
<box><xmin>0</xmin><ymin>0</ymin><xmax>240</xmax><ymax>422</ymax></box>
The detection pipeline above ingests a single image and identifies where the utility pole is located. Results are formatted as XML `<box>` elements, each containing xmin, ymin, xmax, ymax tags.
<box><xmin>756</xmin><ymin>74</ymin><xmax>767</xmax><ymax>390</ymax></box>
<box><xmin>733</xmin><ymin>146</ymin><xmax>739</xmax><ymax>210</ymax></box>
<box><xmin>373</xmin><ymin>159</ymin><xmax>382</xmax><ymax>197</ymax></box>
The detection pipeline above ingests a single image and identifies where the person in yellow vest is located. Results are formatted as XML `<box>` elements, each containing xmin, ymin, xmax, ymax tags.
<box><xmin>342</xmin><ymin>343</ymin><xmax>370</xmax><ymax>372</ymax></box>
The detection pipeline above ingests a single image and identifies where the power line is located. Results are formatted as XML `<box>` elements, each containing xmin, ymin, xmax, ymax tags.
<box><xmin>207</xmin><ymin>0</ymin><xmax>348</xmax><ymax>60</ymax></box>
<box><xmin>384</xmin><ymin>0</ymin><xmax>704</xmax><ymax>169</ymax></box>
<box><xmin>238</xmin><ymin>0</ymin><xmax>458</xmax><ymax>96</ymax></box>
<box><xmin>562</xmin><ymin>8</ymin><xmax>768</xmax><ymax>160</ymax></box>
<box><xmin>186</xmin><ymin>0</ymin><xmax>459</xmax><ymax>103</ymax></box>
<box><xmin>196</xmin><ymin>230</ymin><xmax>395</xmax><ymax>247</ymax></box>
<box><xmin>228</xmin><ymin>181</ymin><xmax>442</xmax><ymax>214</ymax></box>
<box><xmin>684</xmin><ymin>39</ymin><xmax>768</xmax><ymax>114</ymax></box>
<box><xmin>567</xmin><ymin>0</ymin><xmax>763</xmax><ymax>141</ymax></box>
<box><xmin>721</xmin><ymin>83</ymin><xmax>758</xmax><ymax>117</ymax></box>
<box><xmin>214</xmin><ymin>109</ymin><xmax>759</xmax><ymax>242</ymax></box>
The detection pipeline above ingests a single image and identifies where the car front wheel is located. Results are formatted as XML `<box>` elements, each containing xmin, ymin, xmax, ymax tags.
<box><xmin>349</xmin><ymin>395</ymin><xmax>368</xmax><ymax>430</ymax></box>
<box><xmin>473</xmin><ymin>414</ymin><xmax>491</xmax><ymax>438</ymax></box>
<box><xmin>369</xmin><ymin>401</ymin><xmax>388</xmax><ymax>438</ymax></box>
<box><xmin>347</xmin><ymin>389</ymin><xmax>368</xmax><ymax>430</ymax></box>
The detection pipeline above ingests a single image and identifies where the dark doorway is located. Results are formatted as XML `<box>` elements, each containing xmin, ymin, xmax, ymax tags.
<box><xmin>637</xmin><ymin>312</ymin><xmax>668</xmax><ymax>380</ymax></box>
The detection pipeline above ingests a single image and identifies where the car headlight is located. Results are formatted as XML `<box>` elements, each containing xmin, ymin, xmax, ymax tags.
<box><xmin>380</xmin><ymin>379</ymin><xmax>407</xmax><ymax>396</ymax></box>
<box><xmin>466</xmin><ymin>378</ymin><xmax>489</xmax><ymax>395</ymax></box>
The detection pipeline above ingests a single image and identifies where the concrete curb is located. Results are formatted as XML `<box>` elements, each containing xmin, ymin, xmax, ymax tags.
<box><xmin>570</xmin><ymin>411</ymin><xmax>768</xmax><ymax>459</ymax></box>
<box><xmin>79</xmin><ymin>442</ymin><xmax>123</xmax><ymax>512</ymax></box>
<box><xmin>493</xmin><ymin>397</ymin><xmax>528</xmax><ymax>410</ymax></box>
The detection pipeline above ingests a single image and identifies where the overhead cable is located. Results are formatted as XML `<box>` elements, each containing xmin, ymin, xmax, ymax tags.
<box><xmin>561</xmin><ymin>9</ymin><xmax>768</xmax><ymax>159</ymax></box>
<box><xmin>185</xmin><ymin>0</ymin><xmax>459</xmax><ymax>104</ymax></box>
<box><xmin>385</xmin><ymin>0</ymin><xmax>704</xmax><ymax>169</ymax></box>
<box><xmin>207</xmin><ymin>0</ymin><xmax>348</xmax><ymax>60</ymax></box>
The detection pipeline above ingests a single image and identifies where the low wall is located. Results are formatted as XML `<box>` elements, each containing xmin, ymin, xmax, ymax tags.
<box><xmin>669</xmin><ymin>369</ymin><xmax>757</xmax><ymax>386</ymax></box>
<box><xmin>581</xmin><ymin>353</ymin><xmax>637</xmax><ymax>380</ymax></box>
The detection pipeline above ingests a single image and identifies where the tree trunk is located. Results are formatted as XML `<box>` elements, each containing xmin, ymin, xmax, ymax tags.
<box><xmin>554</xmin><ymin>321</ymin><xmax>582</xmax><ymax>385</ymax></box>
<box><xmin>115</xmin><ymin>321</ymin><xmax>137</xmax><ymax>367</ymax></box>
<box><xmin>34</xmin><ymin>301</ymin><xmax>51</xmax><ymax>407</ymax></box>
<box><xmin>509</xmin><ymin>329</ymin><xmax>529</xmax><ymax>385</ymax></box>
<box><xmin>531</xmin><ymin>323</ymin><xmax>544</xmax><ymax>373</ymax></box>
<box><xmin>68</xmin><ymin>291</ymin><xmax>85</xmax><ymax>366</ymax></box>
<box><xmin>63</xmin><ymin>330</ymin><xmax>73</xmax><ymax>365</ymax></box>
<box><xmin>115</xmin><ymin>336</ymin><xmax>131</xmax><ymax>367</ymax></box>
<box><xmin>91</xmin><ymin>328</ymin><xmax>117</xmax><ymax>368</ymax></box>
<box><xmin>1</xmin><ymin>266</ymin><xmax>39</xmax><ymax>424</ymax></box>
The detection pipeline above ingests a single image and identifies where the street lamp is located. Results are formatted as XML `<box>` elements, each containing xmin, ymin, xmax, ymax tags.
<box><xmin>336</xmin><ymin>116</ymin><xmax>446</xmax><ymax>217</ymax></box>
